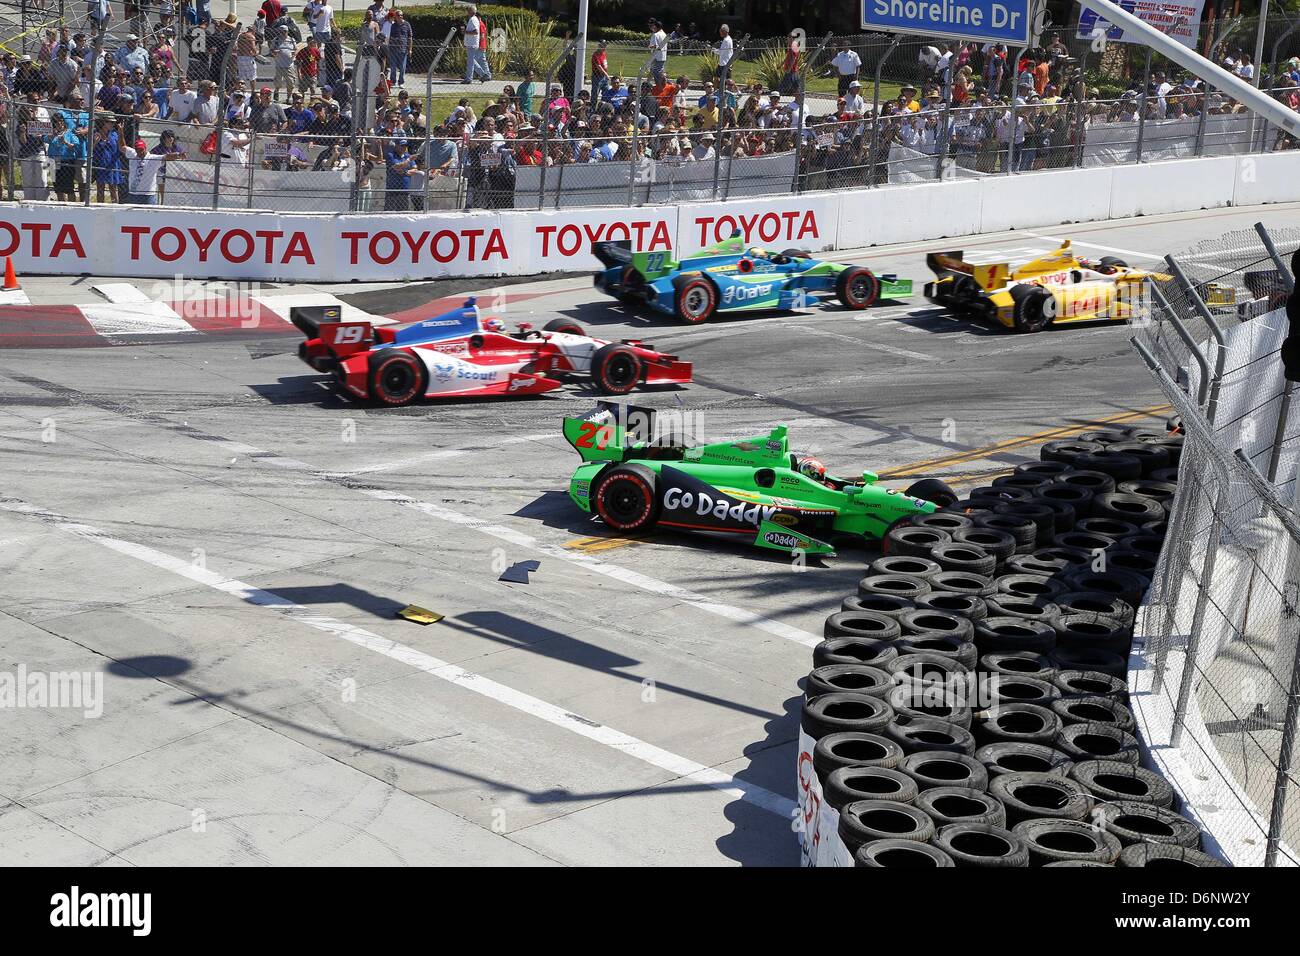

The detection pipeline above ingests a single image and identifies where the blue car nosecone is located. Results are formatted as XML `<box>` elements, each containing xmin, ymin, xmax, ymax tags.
<box><xmin>591</xmin><ymin>229</ymin><xmax>913</xmax><ymax>324</ymax></box>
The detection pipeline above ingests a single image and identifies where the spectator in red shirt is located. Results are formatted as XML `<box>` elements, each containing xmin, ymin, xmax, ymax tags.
<box><xmin>592</xmin><ymin>41</ymin><xmax>610</xmax><ymax>103</ymax></box>
<box><xmin>780</xmin><ymin>31</ymin><xmax>800</xmax><ymax>95</ymax></box>
<box><xmin>295</xmin><ymin>38</ymin><xmax>321</xmax><ymax>94</ymax></box>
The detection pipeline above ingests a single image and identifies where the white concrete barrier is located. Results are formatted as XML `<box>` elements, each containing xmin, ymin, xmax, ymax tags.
<box><xmin>2</xmin><ymin>151</ymin><xmax>1298</xmax><ymax>282</ymax></box>
<box><xmin>1109</xmin><ymin>156</ymin><xmax>1237</xmax><ymax>219</ymax></box>
<box><xmin>837</xmin><ymin>179</ymin><xmax>982</xmax><ymax>247</ymax></box>
<box><xmin>979</xmin><ymin>166</ymin><xmax>1115</xmax><ymax>234</ymax></box>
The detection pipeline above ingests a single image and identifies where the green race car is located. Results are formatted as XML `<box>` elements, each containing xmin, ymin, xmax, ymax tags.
<box><xmin>564</xmin><ymin>403</ymin><xmax>958</xmax><ymax>557</ymax></box>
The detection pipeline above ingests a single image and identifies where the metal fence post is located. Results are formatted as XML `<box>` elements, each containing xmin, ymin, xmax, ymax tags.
<box><xmin>868</xmin><ymin>35</ymin><xmax>900</xmax><ymax>188</ymax></box>
<box><xmin>794</xmin><ymin>35</ymin><xmax>832</xmax><ymax>195</ymax></box>
<box><xmin>711</xmin><ymin>35</ymin><xmax>748</xmax><ymax>201</ymax></box>
<box><xmin>1134</xmin><ymin>47</ymin><xmax>1152</xmax><ymax>164</ymax></box>
<box><xmin>539</xmin><ymin>38</ymin><xmax>578</xmax><ymax>212</ymax></box>
<box><xmin>6</xmin><ymin>95</ymin><xmax>15</xmax><ymax>202</ymax></box>
<box><xmin>1169</xmin><ymin>480</ymin><xmax>1229</xmax><ymax>749</ymax></box>
<box><xmin>934</xmin><ymin>97</ymin><xmax>953</xmax><ymax>181</ymax></box>
<box><xmin>1166</xmin><ymin>254</ymin><xmax>1230</xmax><ymax>424</ymax></box>
<box><xmin>210</xmin><ymin>21</ymin><xmax>239</xmax><ymax>211</ymax></box>
<box><xmin>625</xmin><ymin>51</ymin><xmax>654</xmax><ymax>208</ymax></box>
<box><xmin>351</xmin><ymin>58</ymin><xmax>369</xmax><ymax>214</ymax></box>
<box><xmin>85</xmin><ymin>27</ymin><xmax>102</xmax><ymax>207</ymax></box>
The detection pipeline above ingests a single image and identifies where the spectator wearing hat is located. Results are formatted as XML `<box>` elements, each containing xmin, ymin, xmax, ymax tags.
<box><xmin>384</xmin><ymin>136</ymin><xmax>417</xmax><ymax>210</ymax></box>
<box><xmin>845</xmin><ymin>79</ymin><xmax>865</xmax><ymax>115</ymax></box>
<box><xmin>272</xmin><ymin>26</ymin><xmax>297</xmax><ymax>99</ymax></box>
<box><xmin>193</xmin><ymin>80</ymin><xmax>220</xmax><ymax>125</ymax></box>
<box><xmin>220</xmin><ymin>114</ymin><xmax>253</xmax><ymax>165</ymax></box>
<box><xmin>50</xmin><ymin>44</ymin><xmax>79</xmax><ymax>100</ymax></box>
<box><xmin>251</xmin><ymin>87</ymin><xmax>287</xmax><ymax>133</ymax></box>
<box><xmin>91</xmin><ymin>116</ymin><xmax>123</xmax><ymax>203</ymax></box>
<box><xmin>687</xmin><ymin>131</ymin><xmax>715</xmax><ymax>161</ymax></box>
<box><xmin>114</xmin><ymin>35</ymin><xmax>149</xmax><ymax>75</ymax></box>
<box><xmin>124</xmin><ymin>135</ymin><xmax>183</xmax><ymax>204</ymax></box>
<box><xmin>46</xmin><ymin>113</ymin><xmax>83</xmax><ymax>202</ymax></box>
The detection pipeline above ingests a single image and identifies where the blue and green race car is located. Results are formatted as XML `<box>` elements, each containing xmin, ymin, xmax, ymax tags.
<box><xmin>592</xmin><ymin>231</ymin><xmax>912</xmax><ymax>324</ymax></box>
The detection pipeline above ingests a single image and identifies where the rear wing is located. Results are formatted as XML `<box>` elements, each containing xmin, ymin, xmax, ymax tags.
<box><xmin>925</xmin><ymin>251</ymin><xmax>970</xmax><ymax>277</ymax></box>
<box><xmin>925</xmin><ymin>251</ymin><xmax>1009</xmax><ymax>292</ymax></box>
<box><xmin>290</xmin><ymin>304</ymin><xmax>344</xmax><ymax>339</ymax></box>
<box><xmin>562</xmin><ymin>402</ymin><xmax>660</xmax><ymax>462</ymax></box>
<box><xmin>592</xmin><ymin>241</ymin><xmax>633</xmax><ymax>270</ymax></box>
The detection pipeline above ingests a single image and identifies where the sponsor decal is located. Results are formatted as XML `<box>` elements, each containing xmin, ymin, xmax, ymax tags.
<box><xmin>432</xmin><ymin>361</ymin><xmax>456</xmax><ymax>383</ymax></box>
<box><xmin>663</xmin><ymin>487</ymin><xmax>777</xmax><ymax>528</ymax></box>
<box><xmin>456</xmin><ymin>366</ymin><xmax>498</xmax><ymax>381</ymax></box>
<box><xmin>121</xmin><ymin>224</ymin><xmax>316</xmax><ymax>265</ymax></box>
<box><xmin>763</xmin><ymin>531</ymin><xmax>802</xmax><ymax>549</ymax></box>
<box><xmin>508</xmin><ymin>376</ymin><xmax>531</xmax><ymax>391</ymax></box>
<box><xmin>429</xmin><ymin>341</ymin><xmax>469</xmax><ymax>355</ymax></box>
<box><xmin>535</xmin><ymin>220</ymin><xmax>673</xmax><ymax>258</ymax></box>
<box><xmin>771</xmin><ymin>513</ymin><xmax>798</xmax><ymax>526</ymax></box>
<box><xmin>573</xmin><ymin>480</ymin><xmax>590</xmax><ymax>498</ymax></box>
<box><xmin>721</xmin><ymin>282</ymin><xmax>774</xmax><ymax>305</ymax></box>
<box><xmin>766</xmin><ymin>440</ymin><xmax>783</xmax><ymax>452</ymax></box>
<box><xmin>340</xmin><ymin>228</ymin><xmax>508</xmax><ymax>265</ymax></box>
<box><xmin>694</xmin><ymin>210</ymin><xmax>820</xmax><ymax>246</ymax></box>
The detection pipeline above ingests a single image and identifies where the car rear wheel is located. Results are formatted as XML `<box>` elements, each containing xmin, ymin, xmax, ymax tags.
<box><xmin>675</xmin><ymin>277</ymin><xmax>718</xmax><ymax>324</ymax></box>
<box><xmin>590</xmin><ymin>343</ymin><xmax>644</xmax><ymax>395</ymax></box>
<box><xmin>837</xmin><ymin>266</ymin><xmax>881</xmax><ymax>310</ymax></box>
<box><xmin>543</xmin><ymin>318</ymin><xmax>586</xmax><ymax>336</ymax></box>
<box><xmin>593</xmin><ymin>465</ymin><xmax>660</xmax><ymax>533</ymax></box>
<box><xmin>1011</xmin><ymin>284</ymin><xmax>1054</xmax><ymax>334</ymax></box>
<box><xmin>367</xmin><ymin>349</ymin><xmax>427</xmax><ymax>406</ymax></box>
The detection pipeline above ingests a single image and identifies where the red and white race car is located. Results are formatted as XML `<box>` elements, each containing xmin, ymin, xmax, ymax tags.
<box><xmin>292</xmin><ymin>298</ymin><xmax>693</xmax><ymax>405</ymax></box>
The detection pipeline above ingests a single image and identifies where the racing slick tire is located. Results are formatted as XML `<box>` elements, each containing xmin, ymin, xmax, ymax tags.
<box><xmin>905</xmin><ymin>477</ymin><xmax>959</xmax><ymax>507</ymax></box>
<box><xmin>592</xmin><ymin>464</ymin><xmax>660</xmax><ymax>533</ymax></box>
<box><xmin>1010</xmin><ymin>283</ymin><xmax>1054</xmax><ymax>334</ymax></box>
<box><xmin>367</xmin><ymin>349</ymin><xmax>427</xmax><ymax>406</ymax></box>
<box><xmin>674</xmin><ymin>275</ymin><xmax>718</xmax><ymax>324</ymax></box>
<box><xmin>836</xmin><ymin>266</ymin><xmax>881</xmax><ymax>310</ymax></box>
<box><xmin>590</xmin><ymin>343</ymin><xmax>645</xmax><ymax>395</ymax></box>
<box><xmin>543</xmin><ymin>318</ymin><xmax>586</xmax><ymax>336</ymax></box>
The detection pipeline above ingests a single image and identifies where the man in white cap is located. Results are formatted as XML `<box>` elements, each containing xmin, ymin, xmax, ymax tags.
<box><xmin>114</xmin><ymin>34</ymin><xmax>148</xmax><ymax>74</ymax></box>
<box><xmin>845</xmin><ymin>79</ymin><xmax>865</xmax><ymax>115</ymax></box>
<box><xmin>687</xmin><ymin>131</ymin><xmax>715</xmax><ymax>161</ymax></box>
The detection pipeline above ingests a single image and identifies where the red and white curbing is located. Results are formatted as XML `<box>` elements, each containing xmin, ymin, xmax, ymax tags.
<box><xmin>0</xmin><ymin>291</ymin><xmax>394</xmax><ymax>348</ymax></box>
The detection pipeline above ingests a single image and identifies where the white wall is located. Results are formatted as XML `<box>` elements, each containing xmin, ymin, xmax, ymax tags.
<box><xmin>2</xmin><ymin>151</ymin><xmax>1299</xmax><ymax>282</ymax></box>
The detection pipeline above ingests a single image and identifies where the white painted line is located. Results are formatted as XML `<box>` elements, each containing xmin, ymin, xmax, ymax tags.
<box><xmin>359</xmin><ymin>487</ymin><xmax>823</xmax><ymax>649</ymax></box>
<box><xmin>0</xmin><ymin>494</ymin><xmax>795</xmax><ymax>821</ymax></box>
<box><xmin>78</xmin><ymin>302</ymin><xmax>201</xmax><ymax>341</ymax></box>
<box><xmin>1017</xmin><ymin>230</ymin><xmax>1165</xmax><ymax>263</ymax></box>
<box><xmin>252</xmin><ymin>293</ymin><xmax>399</xmax><ymax>327</ymax></box>
<box><xmin>339</xmin><ymin>431</ymin><xmax>557</xmax><ymax>477</ymax></box>
<box><xmin>0</xmin><ymin>288</ymin><xmax>32</xmax><ymax>305</ymax></box>
<box><xmin>92</xmin><ymin>282</ymin><xmax>155</xmax><ymax>304</ymax></box>
<box><xmin>800</xmin><ymin>323</ymin><xmax>939</xmax><ymax>362</ymax></box>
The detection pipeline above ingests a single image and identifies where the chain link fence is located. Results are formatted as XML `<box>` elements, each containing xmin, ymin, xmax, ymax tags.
<box><xmin>3</xmin><ymin>4</ymin><xmax>1300</xmax><ymax>212</ymax></box>
<box><xmin>1131</xmin><ymin>223</ymin><xmax>1300</xmax><ymax>866</ymax></box>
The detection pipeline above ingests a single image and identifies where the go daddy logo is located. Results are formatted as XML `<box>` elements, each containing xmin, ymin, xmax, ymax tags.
<box><xmin>663</xmin><ymin>488</ymin><xmax>777</xmax><ymax>527</ymax></box>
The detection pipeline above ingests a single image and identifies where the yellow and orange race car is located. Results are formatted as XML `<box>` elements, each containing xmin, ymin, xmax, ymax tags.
<box><xmin>923</xmin><ymin>240</ymin><xmax>1188</xmax><ymax>333</ymax></box>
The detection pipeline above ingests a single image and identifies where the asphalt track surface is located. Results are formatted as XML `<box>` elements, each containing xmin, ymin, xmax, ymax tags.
<box><xmin>1</xmin><ymin>204</ymin><xmax>1296</xmax><ymax>866</ymax></box>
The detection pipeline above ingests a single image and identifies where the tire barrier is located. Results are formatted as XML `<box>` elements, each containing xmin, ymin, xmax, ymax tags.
<box><xmin>796</xmin><ymin>425</ymin><xmax>1214</xmax><ymax>866</ymax></box>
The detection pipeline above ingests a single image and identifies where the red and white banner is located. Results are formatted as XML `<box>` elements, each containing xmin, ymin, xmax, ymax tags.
<box><xmin>676</xmin><ymin>194</ymin><xmax>841</xmax><ymax>259</ymax></box>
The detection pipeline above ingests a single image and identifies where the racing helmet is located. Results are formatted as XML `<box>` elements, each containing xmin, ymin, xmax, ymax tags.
<box><xmin>798</xmin><ymin>456</ymin><xmax>827</xmax><ymax>483</ymax></box>
<box><xmin>483</xmin><ymin>317</ymin><xmax>506</xmax><ymax>333</ymax></box>
<box><xmin>748</xmin><ymin>247</ymin><xmax>768</xmax><ymax>259</ymax></box>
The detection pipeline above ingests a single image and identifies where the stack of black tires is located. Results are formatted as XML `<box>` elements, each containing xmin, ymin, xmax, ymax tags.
<box><xmin>801</xmin><ymin>424</ymin><xmax>1224</xmax><ymax>867</ymax></box>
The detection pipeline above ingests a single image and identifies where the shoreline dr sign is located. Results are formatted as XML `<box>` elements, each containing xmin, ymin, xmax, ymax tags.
<box><xmin>1077</xmin><ymin>0</ymin><xmax>1206</xmax><ymax>50</ymax></box>
<box><xmin>861</xmin><ymin>0</ymin><xmax>1033</xmax><ymax>45</ymax></box>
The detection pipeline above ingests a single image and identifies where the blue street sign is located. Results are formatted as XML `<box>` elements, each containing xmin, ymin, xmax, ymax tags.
<box><xmin>861</xmin><ymin>0</ymin><xmax>1033</xmax><ymax>46</ymax></box>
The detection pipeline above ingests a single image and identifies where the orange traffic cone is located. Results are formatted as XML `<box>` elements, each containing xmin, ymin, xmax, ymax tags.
<box><xmin>2</xmin><ymin>257</ymin><xmax>18</xmax><ymax>292</ymax></box>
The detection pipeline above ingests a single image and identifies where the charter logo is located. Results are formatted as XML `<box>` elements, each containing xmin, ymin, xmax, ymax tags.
<box><xmin>0</xmin><ymin>665</ymin><xmax>103</xmax><ymax>718</ymax></box>
<box><xmin>50</xmin><ymin>886</ymin><xmax>151</xmax><ymax>936</ymax></box>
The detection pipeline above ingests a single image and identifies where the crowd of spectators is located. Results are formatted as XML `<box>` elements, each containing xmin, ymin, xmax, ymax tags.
<box><xmin>1</xmin><ymin>4</ymin><xmax>1298</xmax><ymax>210</ymax></box>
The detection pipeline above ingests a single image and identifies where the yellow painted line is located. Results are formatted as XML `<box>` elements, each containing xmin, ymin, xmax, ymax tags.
<box><xmin>877</xmin><ymin>404</ymin><xmax>1170</xmax><ymax>481</ymax></box>
<box><xmin>563</xmin><ymin>535</ymin><xmax>645</xmax><ymax>553</ymax></box>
